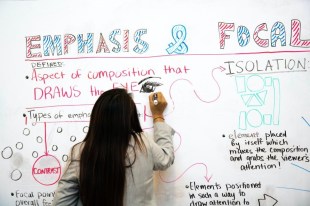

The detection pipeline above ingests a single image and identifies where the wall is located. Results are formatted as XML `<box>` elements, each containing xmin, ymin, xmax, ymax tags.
<box><xmin>0</xmin><ymin>0</ymin><xmax>309</xmax><ymax>205</ymax></box>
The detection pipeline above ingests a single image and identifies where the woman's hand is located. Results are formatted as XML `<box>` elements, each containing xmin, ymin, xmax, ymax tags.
<box><xmin>149</xmin><ymin>92</ymin><xmax>167</xmax><ymax>122</ymax></box>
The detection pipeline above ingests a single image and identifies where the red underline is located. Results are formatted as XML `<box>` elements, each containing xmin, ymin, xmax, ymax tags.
<box><xmin>26</xmin><ymin>104</ymin><xmax>94</xmax><ymax>109</ymax></box>
<box><xmin>32</xmin><ymin>120</ymin><xmax>90</xmax><ymax>124</ymax></box>
<box><xmin>25</xmin><ymin>102</ymin><xmax>142</xmax><ymax>109</ymax></box>
<box><xmin>25</xmin><ymin>50</ymin><xmax>310</xmax><ymax>62</ymax></box>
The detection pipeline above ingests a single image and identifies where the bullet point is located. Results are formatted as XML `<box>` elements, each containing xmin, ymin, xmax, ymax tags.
<box><xmin>11</xmin><ymin>192</ymin><xmax>14</xmax><ymax>196</ymax></box>
<box><xmin>25</xmin><ymin>76</ymin><xmax>29</xmax><ymax>79</ymax></box>
<box><xmin>222</xmin><ymin>134</ymin><xmax>225</xmax><ymax>137</ymax></box>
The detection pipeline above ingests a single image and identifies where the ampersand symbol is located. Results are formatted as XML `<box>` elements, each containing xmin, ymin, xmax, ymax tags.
<box><xmin>166</xmin><ymin>24</ymin><xmax>188</xmax><ymax>54</ymax></box>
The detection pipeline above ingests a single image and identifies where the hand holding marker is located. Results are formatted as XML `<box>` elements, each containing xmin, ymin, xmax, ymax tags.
<box><xmin>153</xmin><ymin>93</ymin><xmax>158</xmax><ymax>105</ymax></box>
<box><xmin>149</xmin><ymin>92</ymin><xmax>167</xmax><ymax>122</ymax></box>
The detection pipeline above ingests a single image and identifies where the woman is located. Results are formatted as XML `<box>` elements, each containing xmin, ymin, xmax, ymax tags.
<box><xmin>52</xmin><ymin>88</ymin><xmax>175</xmax><ymax>206</ymax></box>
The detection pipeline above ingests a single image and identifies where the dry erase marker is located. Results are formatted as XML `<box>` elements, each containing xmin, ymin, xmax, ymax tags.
<box><xmin>153</xmin><ymin>93</ymin><xmax>158</xmax><ymax>105</ymax></box>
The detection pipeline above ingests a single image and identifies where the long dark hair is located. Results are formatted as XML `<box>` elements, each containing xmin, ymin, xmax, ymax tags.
<box><xmin>78</xmin><ymin>88</ymin><xmax>144</xmax><ymax>206</ymax></box>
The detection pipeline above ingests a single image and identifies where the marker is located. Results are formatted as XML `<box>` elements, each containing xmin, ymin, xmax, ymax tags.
<box><xmin>153</xmin><ymin>93</ymin><xmax>158</xmax><ymax>105</ymax></box>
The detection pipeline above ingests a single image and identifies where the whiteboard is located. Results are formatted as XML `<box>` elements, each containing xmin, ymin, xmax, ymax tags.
<box><xmin>0</xmin><ymin>0</ymin><xmax>309</xmax><ymax>205</ymax></box>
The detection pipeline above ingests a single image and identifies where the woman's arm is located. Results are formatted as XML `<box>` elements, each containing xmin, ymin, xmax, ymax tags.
<box><xmin>148</xmin><ymin>92</ymin><xmax>175</xmax><ymax>170</ymax></box>
<box><xmin>151</xmin><ymin>121</ymin><xmax>175</xmax><ymax>170</ymax></box>
<box><xmin>52</xmin><ymin>151</ymin><xmax>80</xmax><ymax>206</ymax></box>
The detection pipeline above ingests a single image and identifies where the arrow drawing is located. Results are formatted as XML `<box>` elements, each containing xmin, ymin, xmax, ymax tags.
<box><xmin>144</xmin><ymin>126</ymin><xmax>211</xmax><ymax>183</ymax></box>
<box><xmin>258</xmin><ymin>194</ymin><xmax>278</xmax><ymax>206</ymax></box>
<box><xmin>143</xmin><ymin>67</ymin><xmax>222</xmax><ymax>183</ymax></box>
<box><xmin>44</xmin><ymin>122</ymin><xmax>49</xmax><ymax>155</ymax></box>
<box><xmin>159</xmin><ymin>162</ymin><xmax>212</xmax><ymax>183</ymax></box>
<box><xmin>31</xmin><ymin>122</ymin><xmax>62</xmax><ymax>186</ymax></box>
<box><xmin>168</xmin><ymin>66</ymin><xmax>225</xmax><ymax>114</ymax></box>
